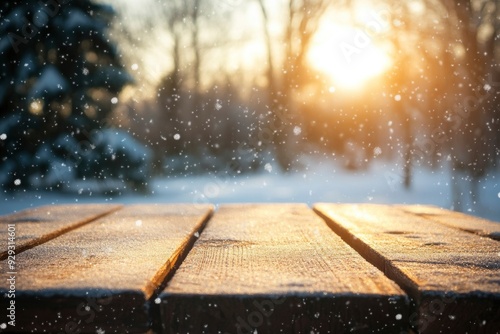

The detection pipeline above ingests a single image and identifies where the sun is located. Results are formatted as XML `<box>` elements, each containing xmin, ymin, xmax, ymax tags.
<box><xmin>308</xmin><ymin>22</ymin><xmax>391</xmax><ymax>90</ymax></box>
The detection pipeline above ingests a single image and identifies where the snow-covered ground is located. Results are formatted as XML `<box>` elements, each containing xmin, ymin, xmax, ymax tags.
<box><xmin>1</xmin><ymin>156</ymin><xmax>499</xmax><ymax>222</ymax></box>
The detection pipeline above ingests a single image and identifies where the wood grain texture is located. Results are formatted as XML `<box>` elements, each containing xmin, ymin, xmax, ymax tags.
<box><xmin>0</xmin><ymin>204</ymin><xmax>122</xmax><ymax>259</ymax></box>
<box><xmin>0</xmin><ymin>204</ymin><xmax>213</xmax><ymax>333</ymax></box>
<box><xmin>159</xmin><ymin>204</ymin><xmax>408</xmax><ymax>334</ymax></box>
<box><xmin>397</xmin><ymin>204</ymin><xmax>500</xmax><ymax>240</ymax></box>
<box><xmin>314</xmin><ymin>203</ymin><xmax>500</xmax><ymax>334</ymax></box>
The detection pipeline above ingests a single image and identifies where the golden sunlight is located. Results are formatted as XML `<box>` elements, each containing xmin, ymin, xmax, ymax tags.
<box><xmin>308</xmin><ymin>21</ymin><xmax>391</xmax><ymax>90</ymax></box>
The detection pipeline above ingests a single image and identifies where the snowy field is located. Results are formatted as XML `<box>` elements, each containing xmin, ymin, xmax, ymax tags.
<box><xmin>1</xmin><ymin>157</ymin><xmax>499</xmax><ymax>222</ymax></box>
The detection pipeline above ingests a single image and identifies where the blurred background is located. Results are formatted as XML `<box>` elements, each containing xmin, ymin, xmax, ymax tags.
<box><xmin>0</xmin><ymin>0</ymin><xmax>499</xmax><ymax>220</ymax></box>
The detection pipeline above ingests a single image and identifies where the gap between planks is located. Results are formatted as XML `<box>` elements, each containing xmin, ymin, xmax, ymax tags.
<box><xmin>396</xmin><ymin>204</ymin><xmax>500</xmax><ymax>241</ymax></box>
<box><xmin>157</xmin><ymin>204</ymin><xmax>409</xmax><ymax>334</ymax></box>
<box><xmin>0</xmin><ymin>204</ymin><xmax>213</xmax><ymax>333</ymax></box>
<box><xmin>0</xmin><ymin>204</ymin><xmax>122</xmax><ymax>260</ymax></box>
<box><xmin>314</xmin><ymin>203</ymin><xmax>500</xmax><ymax>333</ymax></box>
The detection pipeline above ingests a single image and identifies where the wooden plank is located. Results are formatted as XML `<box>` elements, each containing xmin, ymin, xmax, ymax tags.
<box><xmin>158</xmin><ymin>204</ymin><xmax>409</xmax><ymax>334</ymax></box>
<box><xmin>0</xmin><ymin>204</ymin><xmax>213</xmax><ymax>333</ymax></box>
<box><xmin>0</xmin><ymin>204</ymin><xmax>122</xmax><ymax>260</ymax></box>
<box><xmin>314</xmin><ymin>203</ymin><xmax>500</xmax><ymax>334</ymax></box>
<box><xmin>397</xmin><ymin>204</ymin><xmax>500</xmax><ymax>241</ymax></box>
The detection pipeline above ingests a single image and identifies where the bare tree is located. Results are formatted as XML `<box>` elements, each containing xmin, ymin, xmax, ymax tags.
<box><xmin>256</xmin><ymin>0</ymin><xmax>277</xmax><ymax>104</ymax></box>
<box><xmin>257</xmin><ymin>0</ymin><xmax>333</xmax><ymax>171</ymax></box>
<box><xmin>443</xmin><ymin>0</ymin><xmax>499</xmax><ymax>210</ymax></box>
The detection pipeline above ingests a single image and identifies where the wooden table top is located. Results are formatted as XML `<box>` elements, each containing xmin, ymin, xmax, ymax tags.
<box><xmin>0</xmin><ymin>203</ymin><xmax>499</xmax><ymax>333</ymax></box>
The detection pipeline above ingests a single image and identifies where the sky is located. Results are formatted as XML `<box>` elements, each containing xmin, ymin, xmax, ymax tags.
<box><xmin>100</xmin><ymin>0</ymin><xmax>398</xmax><ymax>97</ymax></box>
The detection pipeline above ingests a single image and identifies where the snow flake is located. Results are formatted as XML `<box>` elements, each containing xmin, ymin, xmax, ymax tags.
<box><xmin>173</xmin><ymin>134</ymin><xmax>181</xmax><ymax>140</ymax></box>
<box><xmin>395</xmin><ymin>314</ymin><xmax>402</xmax><ymax>320</ymax></box>
<box><xmin>215</xmin><ymin>100</ymin><xmax>222</xmax><ymax>110</ymax></box>
<box><xmin>0</xmin><ymin>133</ymin><xmax>6</xmax><ymax>140</ymax></box>
<box><xmin>14</xmin><ymin>179</ymin><xmax>21</xmax><ymax>186</ymax></box>
<box><xmin>314</xmin><ymin>312</ymin><xmax>320</xmax><ymax>318</ymax></box>
<box><xmin>83</xmin><ymin>68</ymin><xmax>89</xmax><ymax>75</ymax></box>
<box><xmin>328</xmin><ymin>86</ymin><xmax>336</xmax><ymax>93</ymax></box>
<box><xmin>154</xmin><ymin>297</ymin><xmax>161</xmax><ymax>304</ymax></box>
<box><xmin>194</xmin><ymin>232</ymin><xmax>200</xmax><ymax>238</ymax></box>
<box><xmin>394</xmin><ymin>94</ymin><xmax>401</xmax><ymax>101</ymax></box>
<box><xmin>373</xmin><ymin>147</ymin><xmax>382</xmax><ymax>156</ymax></box>
<box><xmin>484</xmin><ymin>84</ymin><xmax>491</xmax><ymax>92</ymax></box>
<box><xmin>111</xmin><ymin>97</ymin><xmax>118</xmax><ymax>104</ymax></box>
<box><xmin>293</xmin><ymin>126</ymin><xmax>302</xmax><ymax>135</ymax></box>
<box><xmin>497</xmin><ymin>192</ymin><xmax>500</xmax><ymax>199</ymax></box>
<box><xmin>135</xmin><ymin>220</ymin><xmax>142</xmax><ymax>227</ymax></box>
<box><xmin>96</xmin><ymin>328</ymin><xmax>105</xmax><ymax>334</ymax></box>
<box><xmin>131</xmin><ymin>64</ymin><xmax>139</xmax><ymax>71</ymax></box>
<box><xmin>264</xmin><ymin>163</ymin><xmax>272</xmax><ymax>172</ymax></box>
<box><xmin>0</xmin><ymin>323</ymin><xmax>6</xmax><ymax>329</ymax></box>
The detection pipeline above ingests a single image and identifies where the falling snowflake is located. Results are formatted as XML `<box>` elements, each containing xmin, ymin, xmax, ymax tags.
<box><xmin>373</xmin><ymin>147</ymin><xmax>382</xmax><ymax>156</ymax></box>
<box><xmin>293</xmin><ymin>126</ymin><xmax>302</xmax><ymax>135</ymax></box>
<box><xmin>215</xmin><ymin>101</ymin><xmax>222</xmax><ymax>110</ymax></box>
<box><xmin>135</xmin><ymin>220</ymin><xmax>142</xmax><ymax>227</ymax></box>
<box><xmin>131</xmin><ymin>64</ymin><xmax>139</xmax><ymax>71</ymax></box>
<box><xmin>264</xmin><ymin>163</ymin><xmax>272</xmax><ymax>172</ymax></box>
<box><xmin>0</xmin><ymin>323</ymin><xmax>6</xmax><ymax>329</ymax></box>
<box><xmin>0</xmin><ymin>133</ymin><xmax>6</xmax><ymax>140</ymax></box>
<box><xmin>83</xmin><ymin>68</ymin><xmax>89</xmax><ymax>75</ymax></box>
<box><xmin>194</xmin><ymin>232</ymin><xmax>200</xmax><ymax>238</ymax></box>
<box><xmin>96</xmin><ymin>328</ymin><xmax>105</xmax><ymax>334</ymax></box>
<box><xmin>395</xmin><ymin>314</ymin><xmax>402</xmax><ymax>320</ymax></box>
<box><xmin>394</xmin><ymin>94</ymin><xmax>401</xmax><ymax>101</ymax></box>
<box><xmin>111</xmin><ymin>97</ymin><xmax>118</xmax><ymax>104</ymax></box>
<box><xmin>173</xmin><ymin>134</ymin><xmax>181</xmax><ymax>140</ymax></box>
<box><xmin>14</xmin><ymin>179</ymin><xmax>21</xmax><ymax>186</ymax></box>
<box><xmin>154</xmin><ymin>297</ymin><xmax>161</xmax><ymax>304</ymax></box>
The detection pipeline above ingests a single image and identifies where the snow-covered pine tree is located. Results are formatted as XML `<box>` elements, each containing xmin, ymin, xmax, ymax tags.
<box><xmin>0</xmin><ymin>0</ymin><xmax>151</xmax><ymax>192</ymax></box>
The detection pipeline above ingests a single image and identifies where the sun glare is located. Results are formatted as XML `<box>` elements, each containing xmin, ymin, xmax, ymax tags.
<box><xmin>308</xmin><ymin>21</ymin><xmax>392</xmax><ymax>90</ymax></box>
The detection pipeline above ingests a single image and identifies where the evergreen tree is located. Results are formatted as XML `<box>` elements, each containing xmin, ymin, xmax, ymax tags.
<box><xmin>0</xmin><ymin>0</ymin><xmax>149</xmax><ymax>191</ymax></box>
